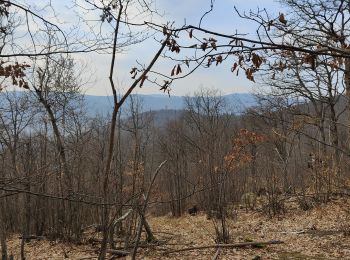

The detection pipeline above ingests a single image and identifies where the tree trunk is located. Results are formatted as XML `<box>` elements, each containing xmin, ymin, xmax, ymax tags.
<box><xmin>344</xmin><ymin>58</ymin><xmax>350</xmax><ymax>151</ymax></box>
<box><xmin>0</xmin><ymin>200</ymin><xmax>7</xmax><ymax>260</ymax></box>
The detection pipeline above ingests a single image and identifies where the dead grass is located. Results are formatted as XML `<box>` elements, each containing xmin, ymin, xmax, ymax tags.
<box><xmin>5</xmin><ymin>196</ymin><xmax>350</xmax><ymax>259</ymax></box>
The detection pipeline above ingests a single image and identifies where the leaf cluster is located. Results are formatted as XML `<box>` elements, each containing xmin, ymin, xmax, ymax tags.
<box><xmin>224</xmin><ymin>129</ymin><xmax>265</xmax><ymax>170</ymax></box>
<box><xmin>0</xmin><ymin>61</ymin><xmax>30</xmax><ymax>90</ymax></box>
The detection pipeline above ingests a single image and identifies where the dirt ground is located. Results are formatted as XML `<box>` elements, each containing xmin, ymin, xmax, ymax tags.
<box><xmin>6</xmin><ymin>196</ymin><xmax>350</xmax><ymax>259</ymax></box>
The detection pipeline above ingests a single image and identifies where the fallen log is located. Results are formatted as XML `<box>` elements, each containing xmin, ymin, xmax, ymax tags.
<box><xmin>18</xmin><ymin>235</ymin><xmax>46</xmax><ymax>240</ymax></box>
<box><xmin>164</xmin><ymin>240</ymin><xmax>284</xmax><ymax>255</ymax></box>
<box><xmin>92</xmin><ymin>248</ymin><xmax>129</xmax><ymax>257</ymax></box>
<box><xmin>106</xmin><ymin>249</ymin><xmax>129</xmax><ymax>256</ymax></box>
<box><xmin>115</xmin><ymin>240</ymin><xmax>166</xmax><ymax>250</ymax></box>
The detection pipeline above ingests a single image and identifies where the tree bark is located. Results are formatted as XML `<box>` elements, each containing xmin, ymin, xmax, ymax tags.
<box><xmin>0</xmin><ymin>200</ymin><xmax>7</xmax><ymax>260</ymax></box>
<box><xmin>345</xmin><ymin>58</ymin><xmax>350</xmax><ymax>152</ymax></box>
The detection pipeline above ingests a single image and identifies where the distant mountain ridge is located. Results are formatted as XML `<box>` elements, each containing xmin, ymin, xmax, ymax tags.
<box><xmin>0</xmin><ymin>91</ymin><xmax>258</xmax><ymax>116</ymax></box>
<box><xmin>85</xmin><ymin>93</ymin><xmax>257</xmax><ymax>116</ymax></box>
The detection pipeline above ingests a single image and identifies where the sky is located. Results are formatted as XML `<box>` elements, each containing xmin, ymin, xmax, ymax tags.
<box><xmin>21</xmin><ymin>0</ymin><xmax>282</xmax><ymax>96</ymax></box>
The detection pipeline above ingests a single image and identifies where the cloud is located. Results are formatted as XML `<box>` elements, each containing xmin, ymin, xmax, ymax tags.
<box><xmin>17</xmin><ymin>0</ymin><xmax>282</xmax><ymax>96</ymax></box>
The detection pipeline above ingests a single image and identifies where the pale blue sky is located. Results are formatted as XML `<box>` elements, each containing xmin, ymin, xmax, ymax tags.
<box><xmin>22</xmin><ymin>0</ymin><xmax>282</xmax><ymax>96</ymax></box>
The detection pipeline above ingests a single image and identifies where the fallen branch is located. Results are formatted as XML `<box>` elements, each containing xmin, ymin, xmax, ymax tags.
<box><xmin>165</xmin><ymin>242</ymin><xmax>194</xmax><ymax>246</ymax></box>
<box><xmin>116</xmin><ymin>240</ymin><xmax>166</xmax><ymax>250</ymax></box>
<box><xmin>153</xmin><ymin>231</ymin><xmax>176</xmax><ymax>235</ymax></box>
<box><xmin>280</xmin><ymin>229</ymin><xmax>342</xmax><ymax>236</ymax></box>
<box><xmin>106</xmin><ymin>249</ymin><xmax>129</xmax><ymax>256</ymax></box>
<box><xmin>164</xmin><ymin>240</ymin><xmax>284</xmax><ymax>255</ymax></box>
<box><xmin>280</xmin><ymin>230</ymin><xmax>306</xmax><ymax>235</ymax></box>
<box><xmin>18</xmin><ymin>235</ymin><xmax>46</xmax><ymax>240</ymax></box>
<box><xmin>112</xmin><ymin>208</ymin><xmax>133</xmax><ymax>226</ymax></box>
<box><xmin>90</xmin><ymin>248</ymin><xmax>129</xmax><ymax>257</ymax></box>
<box><xmin>212</xmin><ymin>248</ymin><xmax>221</xmax><ymax>260</ymax></box>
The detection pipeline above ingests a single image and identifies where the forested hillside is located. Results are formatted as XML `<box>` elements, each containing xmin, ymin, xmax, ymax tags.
<box><xmin>1</xmin><ymin>0</ymin><xmax>350</xmax><ymax>259</ymax></box>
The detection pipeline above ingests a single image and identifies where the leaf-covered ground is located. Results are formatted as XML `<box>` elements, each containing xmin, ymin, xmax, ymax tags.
<box><xmin>6</xmin><ymin>197</ymin><xmax>350</xmax><ymax>259</ymax></box>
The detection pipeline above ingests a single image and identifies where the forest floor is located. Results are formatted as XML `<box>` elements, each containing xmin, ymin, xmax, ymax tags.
<box><xmin>6</xmin><ymin>196</ymin><xmax>350</xmax><ymax>259</ymax></box>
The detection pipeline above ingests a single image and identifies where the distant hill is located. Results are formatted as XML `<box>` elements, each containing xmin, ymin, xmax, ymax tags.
<box><xmin>0</xmin><ymin>91</ymin><xmax>258</xmax><ymax>117</ymax></box>
<box><xmin>85</xmin><ymin>93</ymin><xmax>258</xmax><ymax>116</ymax></box>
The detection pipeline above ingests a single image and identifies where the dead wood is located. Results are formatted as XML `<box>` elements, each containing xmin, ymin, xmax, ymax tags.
<box><xmin>280</xmin><ymin>229</ymin><xmax>342</xmax><ymax>236</ymax></box>
<box><xmin>116</xmin><ymin>239</ymin><xmax>166</xmax><ymax>250</ymax></box>
<box><xmin>280</xmin><ymin>230</ymin><xmax>306</xmax><ymax>234</ymax></box>
<box><xmin>163</xmin><ymin>240</ymin><xmax>284</xmax><ymax>255</ymax></box>
<box><xmin>212</xmin><ymin>248</ymin><xmax>221</xmax><ymax>260</ymax></box>
<box><xmin>89</xmin><ymin>248</ymin><xmax>129</xmax><ymax>257</ymax></box>
<box><xmin>18</xmin><ymin>235</ymin><xmax>46</xmax><ymax>240</ymax></box>
<box><xmin>165</xmin><ymin>242</ymin><xmax>194</xmax><ymax>246</ymax></box>
<box><xmin>304</xmin><ymin>230</ymin><xmax>342</xmax><ymax>237</ymax></box>
<box><xmin>106</xmin><ymin>249</ymin><xmax>129</xmax><ymax>256</ymax></box>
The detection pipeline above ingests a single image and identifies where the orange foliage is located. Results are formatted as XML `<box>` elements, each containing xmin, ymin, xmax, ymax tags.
<box><xmin>224</xmin><ymin>129</ymin><xmax>265</xmax><ymax>170</ymax></box>
<box><xmin>0</xmin><ymin>61</ymin><xmax>31</xmax><ymax>90</ymax></box>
